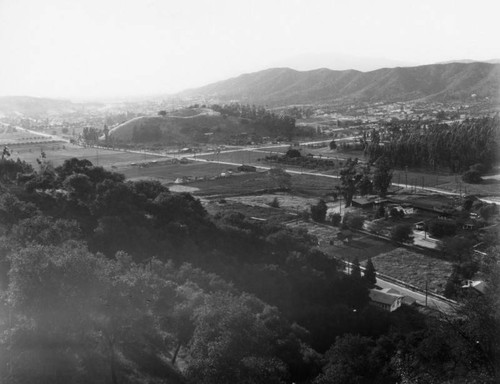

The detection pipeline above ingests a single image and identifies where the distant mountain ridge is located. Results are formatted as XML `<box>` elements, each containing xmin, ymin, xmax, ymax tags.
<box><xmin>0</xmin><ymin>96</ymin><xmax>76</xmax><ymax>117</ymax></box>
<box><xmin>179</xmin><ymin>62</ymin><xmax>500</xmax><ymax>106</ymax></box>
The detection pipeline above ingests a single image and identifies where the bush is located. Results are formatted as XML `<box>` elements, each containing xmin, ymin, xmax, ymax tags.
<box><xmin>426</xmin><ymin>220</ymin><xmax>457</xmax><ymax>238</ymax></box>
<box><xmin>462</xmin><ymin>169</ymin><xmax>482</xmax><ymax>184</ymax></box>
<box><xmin>285</xmin><ymin>148</ymin><xmax>301</xmax><ymax>158</ymax></box>
<box><xmin>390</xmin><ymin>223</ymin><xmax>414</xmax><ymax>243</ymax></box>
<box><xmin>330</xmin><ymin>212</ymin><xmax>342</xmax><ymax>226</ymax></box>
<box><xmin>268</xmin><ymin>197</ymin><xmax>280</xmax><ymax>208</ymax></box>
<box><xmin>310</xmin><ymin>199</ymin><xmax>328</xmax><ymax>222</ymax></box>
<box><xmin>343</xmin><ymin>214</ymin><xmax>364</xmax><ymax>230</ymax></box>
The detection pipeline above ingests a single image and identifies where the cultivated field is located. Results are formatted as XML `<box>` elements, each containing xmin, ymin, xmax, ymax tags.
<box><xmin>119</xmin><ymin>161</ymin><xmax>235</xmax><ymax>183</ymax></box>
<box><xmin>286</xmin><ymin>221</ymin><xmax>398</xmax><ymax>262</ymax></box>
<box><xmin>205</xmin><ymin>201</ymin><xmax>296</xmax><ymax>224</ymax></box>
<box><xmin>9</xmin><ymin>143</ymin><xmax>163</xmax><ymax>169</ymax></box>
<box><xmin>368</xmin><ymin>248</ymin><xmax>453</xmax><ymax>295</ymax></box>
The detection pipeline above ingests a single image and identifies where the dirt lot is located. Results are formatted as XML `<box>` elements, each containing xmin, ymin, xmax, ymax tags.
<box><xmin>368</xmin><ymin>248</ymin><xmax>453</xmax><ymax>294</ymax></box>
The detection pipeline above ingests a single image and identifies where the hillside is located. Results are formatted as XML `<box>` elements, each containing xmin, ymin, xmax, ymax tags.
<box><xmin>179</xmin><ymin>62</ymin><xmax>500</xmax><ymax>106</ymax></box>
<box><xmin>108</xmin><ymin>107</ymin><xmax>246</xmax><ymax>144</ymax></box>
<box><xmin>0</xmin><ymin>96</ymin><xmax>77</xmax><ymax>117</ymax></box>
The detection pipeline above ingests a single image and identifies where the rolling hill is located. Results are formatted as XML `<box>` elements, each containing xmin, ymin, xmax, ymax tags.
<box><xmin>179</xmin><ymin>62</ymin><xmax>500</xmax><ymax>106</ymax></box>
<box><xmin>108</xmin><ymin>108</ymin><xmax>247</xmax><ymax>144</ymax></box>
<box><xmin>0</xmin><ymin>96</ymin><xmax>77</xmax><ymax>117</ymax></box>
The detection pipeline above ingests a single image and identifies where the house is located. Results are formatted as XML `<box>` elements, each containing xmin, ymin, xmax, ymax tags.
<box><xmin>462</xmin><ymin>221</ymin><xmax>477</xmax><ymax>230</ymax></box>
<box><xmin>461</xmin><ymin>280</ymin><xmax>486</xmax><ymax>295</ymax></box>
<box><xmin>351</xmin><ymin>198</ymin><xmax>374</xmax><ymax>209</ymax></box>
<box><xmin>369</xmin><ymin>289</ymin><xmax>402</xmax><ymax>312</ymax></box>
<box><xmin>414</xmin><ymin>221</ymin><xmax>425</xmax><ymax>230</ymax></box>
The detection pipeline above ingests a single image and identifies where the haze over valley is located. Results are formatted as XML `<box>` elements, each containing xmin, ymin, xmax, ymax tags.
<box><xmin>1</xmin><ymin>1</ymin><xmax>499</xmax><ymax>384</ymax></box>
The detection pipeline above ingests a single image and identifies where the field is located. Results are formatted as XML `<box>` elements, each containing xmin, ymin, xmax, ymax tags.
<box><xmin>368</xmin><ymin>248</ymin><xmax>453</xmax><ymax>295</ymax></box>
<box><xmin>9</xmin><ymin>143</ymin><xmax>163</xmax><ymax>169</ymax></box>
<box><xmin>196</xmin><ymin>149</ymin><xmax>269</xmax><ymax>164</ymax></box>
<box><xmin>0</xmin><ymin>125</ymin><xmax>58</xmax><ymax>145</ymax></box>
<box><xmin>188</xmin><ymin>171</ymin><xmax>339</xmax><ymax>197</ymax></box>
<box><xmin>204</xmin><ymin>201</ymin><xmax>296</xmax><ymax>224</ymax></box>
<box><xmin>119</xmin><ymin>161</ymin><xmax>235</xmax><ymax>183</ymax></box>
<box><xmin>224</xmin><ymin>193</ymin><xmax>332</xmax><ymax>212</ymax></box>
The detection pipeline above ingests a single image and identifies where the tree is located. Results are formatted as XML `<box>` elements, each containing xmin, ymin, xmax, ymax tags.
<box><xmin>462</xmin><ymin>169</ymin><xmax>482</xmax><ymax>184</ymax></box>
<box><xmin>285</xmin><ymin>148</ymin><xmax>301</xmax><ymax>158</ymax></box>
<box><xmin>311</xmin><ymin>199</ymin><xmax>328</xmax><ymax>222</ymax></box>
<box><xmin>1</xmin><ymin>145</ymin><xmax>10</xmax><ymax>160</ymax></box>
<box><xmin>375</xmin><ymin>204</ymin><xmax>386</xmax><ymax>219</ymax></box>
<box><xmin>426</xmin><ymin>220</ymin><xmax>457</xmax><ymax>238</ymax></box>
<box><xmin>363</xmin><ymin>258</ymin><xmax>377</xmax><ymax>288</ymax></box>
<box><xmin>158</xmin><ymin>110</ymin><xmax>167</xmax><ymax>117</ymax></box>
<box><xmin>390</xmin><ymin>224</ymin><xmax>414</xmax><ymax>243</ymax></box>
<box><xmin>343</xmin><ymin>214</ymin><xmax>364</xmax><ymax>230</ymax></box>
<box><xmin>338</xmin><ymin>158</ymin><xmax>359</xmax><ymax>207</ymax></box>
<box><xmin>439</xmin><ymin>236</ymin><xmax>474</xmax><ymax>262</ymax></box>
<box><xmin>186</xmin><ymin>293</ymin><xmax>289</xmax><ymax>384</ymax></box>
<box><xmin>329</xmin><ymin>140</ymin><xmax>337</xmax><ymax>150</ymax></box>
<box><xmin>314</xmin><ymin>334</ymin><xmax>374</xmax><ymax>384</ymax></box>
<box><xmin>351</xmin><ymin>257</ymin><xmax>361</xmax><ymax>279</ymax></box>
<box><xmin>373</xmin><ymin>156</ymin><xmax>393</xmax><ymax>197</ymax></box>
<box><xmin>330</xmin><ymin>212</ymin><xmax>342</xmax><ymax>226</ymax></box>
<box><xmin>268</xmin><ymin>197</ymin><xmax>280</xmax><ymax>208</ymax></box>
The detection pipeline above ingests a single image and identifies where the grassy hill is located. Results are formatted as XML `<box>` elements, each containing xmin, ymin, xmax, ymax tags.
<box><xmin>108</xmin><ymin>107</ymin><xmax>248</xmax><ymax>145</ymax></box>
<box><xmin>179</xmin><ymin>62</ymin><xmax>500</xmax><ymax>106</ymax></box>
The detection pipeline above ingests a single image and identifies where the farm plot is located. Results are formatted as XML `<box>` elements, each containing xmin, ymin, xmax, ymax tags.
<box><xmin>196</xmin><ymin>150</ymin><xmax>266</xmax><ymax>164</ymax></box>
<box><xmin>9</xmin><ymin>143</ymin><xmax>162</xmax><ymax>168</ymax></box>
<box><xmin>0</xmin><ymin>131</ymin><xmax>57</xmax><ymax>145</ymax></box>
<box><xmin>205</xmin><ymin>201</ymin><xmax>296</xmax><ymax>223</ymax></box>
<box><xmin>225</xmin><ymin>193</ymin><xmax>328</xmax><ymax>211</ymax></box>
<box><xmin>368</xmin><ymin>248</ymin><xmax>453</xmax><ymax>295</ymax></box>
<box><xmin>286</xmin><ymin>221</ymin><xmax>398</xmax><ymax>261</ymax></box>
<box><xmin>189</xmin><ymin>170</ymin><xmax>340</xmax><ymax>197</ymax></box>
<box><xmin>120</xmin><ymin>161</ymin><xmax>235</xmax><ymax>183</ymax></box>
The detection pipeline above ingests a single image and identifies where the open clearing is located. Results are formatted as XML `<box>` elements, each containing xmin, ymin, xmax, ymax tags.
<box><xmin>119</xmin><ymin>161</ymin><xmax>234</xmax><ymax>183</ymax></box>
<box><xmin>9</xmin><ymin>143</ymin><xmax>163</xmax><ymax>168</ymax></box>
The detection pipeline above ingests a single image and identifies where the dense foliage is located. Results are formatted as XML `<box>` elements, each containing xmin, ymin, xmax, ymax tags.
<box><xmin>0</xmin><ymin>156</ymin><xmax>498</xmax><ymax>383</ymax></box>
<box><xmin>367</xmin><ymin>116</ymin><xmax>500</xmax><ymax>172</ymax></box>
<box><xmin>210</xmin><ymin>103</ymin><xmax>298</xmax><ymax>140</ymax></box>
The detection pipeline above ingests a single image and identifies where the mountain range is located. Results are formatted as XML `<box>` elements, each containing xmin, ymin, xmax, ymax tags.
<box><xmin>179</xmin><ymin>62</ymin><xmax>500</xmax><ymax>106</ymax></box>
<box><xmin>0</xmin><ymin>96</ymin><xmax>77</xmax><ymax>117</ymax></box>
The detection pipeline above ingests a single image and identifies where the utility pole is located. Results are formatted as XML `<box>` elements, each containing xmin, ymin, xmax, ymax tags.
<box><xmin>339</xmin><ymin>192</ymin><xmax>342</xmax><ymax>216</ymax></box>
<box><xmin>405</xmin><ymin>166</ymin><xmax>408</xmax><ymax>188</ymax></box>
<box><xmin>425</xmin><ymin>278</ymin><xmax>428</xmax><ymax>307</ymax></box>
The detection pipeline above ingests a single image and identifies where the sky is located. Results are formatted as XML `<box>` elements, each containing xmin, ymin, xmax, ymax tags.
<box><xmin>0</xmin><ymin>0</ymin><xmax>499</xmax><ymax>100</ymax></box>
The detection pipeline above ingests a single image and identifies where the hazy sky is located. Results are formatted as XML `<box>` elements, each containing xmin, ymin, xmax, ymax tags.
<box><xmin>1</xmin><ymin>0</ymin><xmax>499</xmax><ymax>100</ymax></box>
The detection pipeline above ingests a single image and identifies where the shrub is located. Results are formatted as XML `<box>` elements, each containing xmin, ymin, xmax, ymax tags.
<box><xmin>268</xmin><ymin>197</ymin><xmax>280</xmax><ymax>208</ymax></box>
<box><xmin>426</xmin><ymin>220</ymin><xmax>457</xmax><ymax>238</ymax></box>
<box><xmin>285</xmin><ymin>148</ymin><xmax>301</xmax><ymax>158</ymax></box>
<box><xmin>311</xmin><ymin>199</ymin><xmax>328</xmax><ymax>222</ymax></box>
<box><xmin>343</xmin><ymin>214</ymin><xmax>364</xmax><ymax>230</ymax></box>
<box><xmin>390</xmin><ymin>223</ymin><xmax>414</xmax><ymax>243</ymax></box>
<box><xmin>330</xmin><ymin>212</ymin><xmax>342</xmax><ymax>226</ymax></box>
<box><xmin>462</xmin><ymin>169</ymin><xmax>482</xmax><ymax>184</ymax></box>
